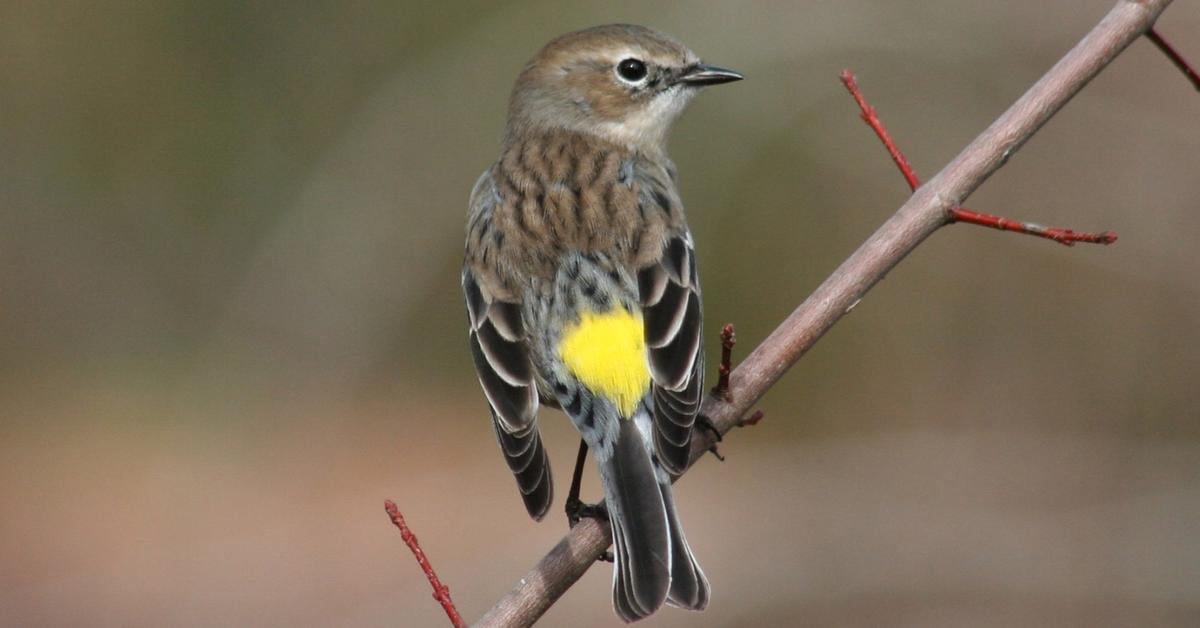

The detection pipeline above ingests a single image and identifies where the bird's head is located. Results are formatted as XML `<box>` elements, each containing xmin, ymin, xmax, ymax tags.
<box><xmin>505</xmin><ymin>24</ymin><xmax>742</xmax><ymax>152</ymax></box>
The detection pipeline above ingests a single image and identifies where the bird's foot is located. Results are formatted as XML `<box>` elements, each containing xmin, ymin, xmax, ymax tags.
<box><xmin>566</xmin><ymin>496</ymin><xmax>608</xmax><ymax>527</ymax></box>
<box><xmin>697</xmin><ymin>413</ymin><xmax>722</xmax><ymax>442</ymax></box>
<box><xmin>566</xmin><ymin>498</ymin><xmax>613</xmax><ymax>562</ymax></box>
<box><xmin>696</xmin><ymin>413</ymin><xmax>726</xmax><ymax>461</ymax></box>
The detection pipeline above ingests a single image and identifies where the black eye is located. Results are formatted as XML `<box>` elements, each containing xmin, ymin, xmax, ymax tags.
<box><xmin>616</xmin><ymin>58</ymin><xmax>648</xmax><ymax>82</ymax></box>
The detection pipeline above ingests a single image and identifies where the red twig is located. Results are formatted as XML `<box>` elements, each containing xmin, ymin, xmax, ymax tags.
<box><xmin>1147</xmin><ymin>28</ymin><xmax>1200</xmax><ymax>92</ymax></box>
<box><xmin>385</xmin><ymin>500</ymin><xmax>466</xmax><ymax>628</ymax></box>
<box><xmin>710</xmin><ymin>323</ymin><xmax>737</xmax><ymax>400</ymax></box>
<box><xmin>841</xmin><ymin>72</ymin><xmax>921</xmax><ymax>191</ymax></box>
<box><xmin>839</xmin><ymin>70</ymin><xmax>1117</xmax><ymax>247</ymax></box>
<box><xmin>951</xmin><ymin>208</ymin><xmax>1117</xmax><ymax>245</ymax></box>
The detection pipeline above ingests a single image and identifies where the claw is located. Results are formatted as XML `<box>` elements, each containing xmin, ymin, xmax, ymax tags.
<box><xmin>696</xmin><ymin>414</ymin><xmax>725</xmax><ymax>461</ymax></box>
<box><xmin>696</xmin><ymin>413</ymin><xmax>722</xmax><ymax>442</ymax></box>
<box><xmin>566</xmin><ymin>497</ymin><xmax>608</xmax><ymax>528</ymax></box>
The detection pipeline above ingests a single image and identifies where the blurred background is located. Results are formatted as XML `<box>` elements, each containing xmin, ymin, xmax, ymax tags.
<box><xmin>3</xmin><ymin>1</ymin><xmax>1199</xmax><ymax>626</ymax></box>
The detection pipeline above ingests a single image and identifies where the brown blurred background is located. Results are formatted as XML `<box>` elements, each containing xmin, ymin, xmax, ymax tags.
<box><xmin>3</xmin><ymin>1</ymin><xmax>1199</xmax><ymax>626</ymax></box>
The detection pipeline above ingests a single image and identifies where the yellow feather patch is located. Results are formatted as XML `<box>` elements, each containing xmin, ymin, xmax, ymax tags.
<box><xmin>558</xmin><ymin>308</ymin><xmax>650</xmax><ymax>418</ymax></box>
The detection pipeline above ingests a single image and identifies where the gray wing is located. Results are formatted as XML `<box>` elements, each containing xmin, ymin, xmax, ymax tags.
<box><xmin>463</xmin><ymin>269</ymin><xmax>553</xmax><ymax>520</ymax></box>
<box><xmin>462</xmin><ymin>172</ymin><xmax>552</xmax><ymax>521</ymax></box>
<box><xmin>638</xmin><ymin>233</ymin><xmax>704</xmax><ymax>475</ymax></box>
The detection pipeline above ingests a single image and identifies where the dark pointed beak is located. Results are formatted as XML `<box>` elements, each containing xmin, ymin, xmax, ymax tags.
<box><xmin>677</xmin><ymin>64</ymin><xmax>744</xmax><ymax>87</ymax></box>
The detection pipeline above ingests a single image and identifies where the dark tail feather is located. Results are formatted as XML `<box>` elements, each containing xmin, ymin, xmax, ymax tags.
<box><xmin>661</xmin><ymin>481</ymin><xmax>710</xmax><ymax>611</ymax></box>
<box><xmin>602</xmin><ymin>419</ymin><xmax>671</xmax><ymax>622</ymax></box>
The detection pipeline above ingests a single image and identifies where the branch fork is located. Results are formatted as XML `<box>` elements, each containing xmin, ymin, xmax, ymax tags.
<box><xmin>840</xmin><ymin>70</ymin><xmax>1118</xmax><ymax>247</ymax></box>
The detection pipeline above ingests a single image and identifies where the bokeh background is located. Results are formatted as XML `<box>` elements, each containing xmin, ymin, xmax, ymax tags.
<box><xmin>3</xmin><ymin>1</ymin><xmax>1199</xmax><ymax>626</ymax></box>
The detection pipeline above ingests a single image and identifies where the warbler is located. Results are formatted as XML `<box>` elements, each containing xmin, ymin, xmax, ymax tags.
<box><xmin>462</xmin><ymin>24</ymin><xmax>741</xmax><ymax>622</ymax></box>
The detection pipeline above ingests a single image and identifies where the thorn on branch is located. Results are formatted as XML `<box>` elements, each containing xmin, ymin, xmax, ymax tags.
<box><xmin>384</xmin><ymin>500</ymin><xmax>466</xmax><ymax>628</ymax></box>
<box><xmin>711</xmin><ymin>323</ymin><xmax>737</xmax><ymax>401</ymax></box>
<box><xmin>1146</xmin><ymin>28</ymin><xmax>1200</xmax><ymax>92</ymax></box>
<box><xmin>839</xmin><ymin>70</ymin><xmax>1117</xmax><ymax>247</ymax></box>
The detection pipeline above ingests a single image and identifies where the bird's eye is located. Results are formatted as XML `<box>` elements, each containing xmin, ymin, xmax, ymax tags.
<box><xmin>616</xmin><ymin>58</ymin><xmax>648</xmax><ymax>83</ymax></box>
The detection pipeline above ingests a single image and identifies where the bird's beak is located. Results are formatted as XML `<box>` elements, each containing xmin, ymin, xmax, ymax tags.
<box><xmin>677</xmin><ymin>64</ymin><xmax>744</xmax><ymax>87</ymax></box>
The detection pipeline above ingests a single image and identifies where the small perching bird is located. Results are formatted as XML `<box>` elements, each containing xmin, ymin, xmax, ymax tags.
<box><xmin>462</xmin><ymin>24</ymin><xmax>741</xmax><ymax>622</ymax></box>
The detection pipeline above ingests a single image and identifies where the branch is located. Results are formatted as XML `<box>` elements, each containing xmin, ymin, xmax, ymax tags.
<box><xmin>840</xmin><ymin>71</ymin><xmax>1117</xmax><ymax>246</ymax></box>
<box><xmin>384</xmin><ymin>500</ymin><xmax>466</xmax><ymax>628</ymax></box>
<box><xmin>948</xmin><ymin>207</ymin><xmax>1118</xmax><ymax>245</ymax></box>
<box><xmin>710</xmin><ymin>323</ymin><xmax>736</xmax><ymax>401</ymax></box>
<box><xmin>475</xmin><ymin>1</ymin><xmax>1174</xmax><ymax>625</ymax></box>
<box><xmin>1147</xmin><ymin>27</ymin><xmax>1200</xmax><ymax>91</ymax></box>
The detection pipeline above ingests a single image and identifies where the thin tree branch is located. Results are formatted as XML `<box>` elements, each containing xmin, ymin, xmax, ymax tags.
<box><xmin>948</xmin><ymin>207</ymin><xmax>1118</xmax><ymax>245</ymax></box>
<box><xmin>1147</xmin><ymin>27</ymin><xmax>1200</xmax><ymax>91</ymax></box>
<box><xmin>840</xmin><ymin>70</ymin><xmax>1118</xmax><ymax>246</ymax></box>
<box><xmin>475</xmin><ymin>1</ymin><xmax>1174</xmax><ymax>625</ymax></box>
<box><xmin>710</xmin><ymin>323</ymin><xmax>737</xmax><ymax>401</ymax></box>
<box><xmin>384</xmin><ymin>500</ymin><xmax>466</xmax><ymax>628</ymax></box>
<box><xmin>841</xmin><ymin>72</ymin><xmax>922</xmax><ymax>191</ymax></box>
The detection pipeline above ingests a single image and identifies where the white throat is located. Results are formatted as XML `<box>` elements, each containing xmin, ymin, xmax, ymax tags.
<box><xmin>592</xmin><ymin>87</ymin><xmax>695</xmax><ymax>151</ymax></box>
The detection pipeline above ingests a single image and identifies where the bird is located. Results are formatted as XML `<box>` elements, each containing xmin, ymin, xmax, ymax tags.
<box><xmin>462</xmin><ymin>24</ymin><xmax>742</xmax><ymax>622</ymax></box>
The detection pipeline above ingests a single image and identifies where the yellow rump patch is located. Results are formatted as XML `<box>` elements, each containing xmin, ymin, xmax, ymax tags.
<box><xmin>558</xmin><ymin>308</ymin><xmax>650</xmax><ymax>418</ymax></box>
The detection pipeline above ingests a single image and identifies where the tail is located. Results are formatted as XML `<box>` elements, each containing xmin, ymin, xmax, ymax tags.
<box><xmin>599</xmin><ymin>410</ymin><xmax>710</xmax><ymax>622</ymax></box>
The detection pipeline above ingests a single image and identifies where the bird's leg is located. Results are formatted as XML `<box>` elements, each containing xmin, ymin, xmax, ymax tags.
<box><xmin>563</xmin><ymin>438</ymin><xmax>614</xmax><ymax>562</ymax></box>
<box><xmin>565</xmin><ymin>438</ymin><xmax>607</xmax><ymax>526</ymax></box>
<box><xmin>695</xmin><ymin>414</ymin><xmax>725</xmax><ymax>461</ymax></box>
<box><xmin>564</xmin><ymin>438</ymin><xmax>588</xmax><ymax>527</ymax></box>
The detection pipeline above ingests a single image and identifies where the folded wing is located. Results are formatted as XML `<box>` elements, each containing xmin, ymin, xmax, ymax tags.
<box><xmin>638</xmin><ymin>233</ymin><xmax>704</xmax><ymax>475</ymax></box>
<box><xmin>463</xmin><ymin>269</ymin><xmax>553</xmax><ymax>520</ymax></box>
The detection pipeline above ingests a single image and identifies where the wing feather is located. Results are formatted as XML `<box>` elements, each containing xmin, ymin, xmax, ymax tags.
<box><xmin>638</xmin><ymin>233</ymin><xmax>704</xmax><ymax>475</ymax></box>
<box><xmin>464</xmin><ymin>267</ymin><xmax>553</xmax><ymax>520</ymax></box>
